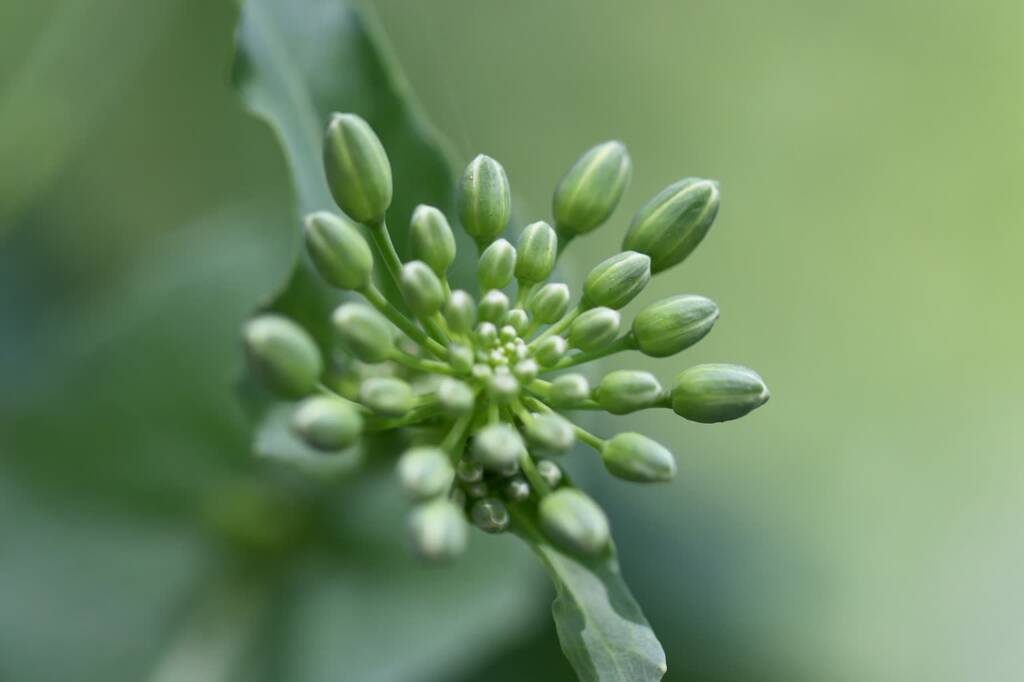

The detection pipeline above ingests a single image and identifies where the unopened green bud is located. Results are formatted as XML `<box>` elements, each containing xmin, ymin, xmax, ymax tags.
<box><xmin>632</xmin><ymin>294</ymin><xmax>718</xmax><ymax>358</ymax></box>
<box><xmin>525</xmin><ymin>413</ymin><xmax>575</xmax><ymax>453</ymax></box>
<box><xmin>504</xmin><ymin>308</ymin><xmax>529</xmax><ymax>334</ymax></box>
<box><xmin>536</xmin><ymin>459</ymin><xmax>563</xmax><ymax>488</ymax></box>
<box><xmin>290</xmin><ymin>396</ymin><xmax>363</xmax><ymax>451</ymax></box>
<box><xmin>504</xmin><ymin>477</ymin><xmax>531</xmax><ymax>502</ymax></box>
<box><xmin>303</xmin><ymin>211</ymin><xmax>374</xmax><ymax>290</ymax></box>
<box><xmin>487</xmin><ymin>373</ymin><xmax>519</xmax><ymax>402</ymax></box>
<box><xmin>472</xmin><ymin>423</ymin><xmax>526</xmax><ymax>471</ymax></box>
<box><xmin>444</xmin><ymin>290</ymin><xmax>476</xmax><ymax>334</ymax></box>
<box><xmin>400</xmin><ymin>261</ymin><xmax>445</xmax><ymax>318</ymax></box>
<box><xmin>582</xmin><ymin>251</ymin><xmax>651</xmax><ymax>309</ymax></box>
<box><xmin>458</xmin><ymin>154</ymin><xmax>511</xmax><ymax>244</ymax></box>
<box><xmin>527</xmin><ymin>283</ymin><xmax>571</xmax><ymax>324</ymax></box>
<box><xmin>534</xmin><ymin>335</ymin><xmax>568</xmax><ymax>367</ymax></box>
<box><xmin>332</xmin><ymin>303</ymin><xmax>394</xmax><ymax>363</ymax></box>
<box><xmin>549</xmin><ymin>373</ymin><xmax>591</xmax><ymax>408</ymax></box>
<box><xmin>670</xmin><ymin>363</ymin><xmax>769</xmax><ymax>423</ymax></box>
<box><xmin>359</xmin><ymin>377</ymin><xmax>414</xmax><ymax>417</ymax></box>
<box><xmin>601</xmin><ymin>432</ymin><xmax>676</xmax><ymax>483</ymax></box>
<box><xmin>568</xmin><ymin>307</ymin><xmax>621</xmax><ymax>352</ymax></box>
<box><xmin>478</xmin><ymin>289</ymin><xmax>510</xmax><ymax>323</ymax></box>
<box><xmin>323</xmin><ymin>113</ymin><xmax>392</xmax><ymax>223</ymax></box>
<box><xmin>595</xmin><ymin>370</ymin><xmax>663</xmax><ymax>415</ymax></box>
<box><xmin>499</xmin><ymin>325</ymin><xmax>518</xmax><ymax>343</ymax></box>
<box><xmin>553</xmin><ymin>141</ymin><xmax>632</xmax><ymax>235</ymax></box>
<box><xmin>408</xmin><ymin>498</ymin><xmax>467</xmax><ymax>561</ymax></box>
<box><xmin>470</xmin><ymin>497</ymin><xmax>510</xmax><ymax>533</ymax></box>
<box><xmin>410</xmin><ymin>204</ymin><xmax>456</xmax><ymax>276</ymax></box>
<box><xmin>515</xmin><ymin>221</ymin><xmax>557</xmax><ymax>283</ymax></box>
<box><xmin>456</xmin><ymin>458</ymin><xmax>484</xmax><ymax>483</ymax></box>
<box><xmin>539</xmin><ymin>488</ymin><xmax>610</xmax><ymax>555</ymax></box>
<box><xmin>623</xmin><ymin>178</ymin><xmax>720</xmax><ymax>274</ymax></box>
<box><xmin>477</xmin><ymin>238</ymin><xmax>516</xmax><ymax>290</ymax></box>
<box><xmin>437</xmin><ymin>378</ymin><xmax>475</xmax><ymax>415</ymax></box>
<box><xmin>397</xmin><ymin>446</ymin><xmax>454</xmax><ymax>499</ymax></box>
<box><xmin>475</xmin><ymin>321</ymin><xmax>498</xmax><ymax>347</ymax></box>
<box><xmin>447</xmin><ymin>343</ymin><xmax>474</xmax><ymax>374</ymax></box>
<box><xmin>513</xmin><ymin>359</ymin><xmax>539</xmax><ymax>384</ymax></box>
<box><xmin>243</xmin><ymin>315</ymin><xmax>322</xmax><ymax>398</ymax></box>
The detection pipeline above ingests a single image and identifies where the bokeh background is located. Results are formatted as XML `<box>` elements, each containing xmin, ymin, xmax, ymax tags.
<box><xmin>2</xmin><ymin>1</ymin><xmax>1022</xmax><ymax>680</ymax></box>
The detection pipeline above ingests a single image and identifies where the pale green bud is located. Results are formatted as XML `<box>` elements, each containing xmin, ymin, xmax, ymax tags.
<box><xmin>504</xmin><ymin>308</ymin><xmax>529</xmax><ymax>334</ymax></box>
<box><xmin>470</xmin><ymin>497</ymin><xmax>510</xmax><ymax>533</ymax></box>
<box><xmin>397</xmin><ymin>446</ymin><xmax>454</xmax><ymax>499</ymax></box>
<box><xmin>437</xmin><ymin>378</ymin><xmax>475</xmax><ymax>415</ymax></box>
<box><xmin>582</xmin><ymin>251</ymin><xmax>651</xmax><ymax>309</ymax></box>
<box><xmin>456</xmin><ymin>458</ymin><xmax>484</xmax><ymax>483</ymax></box>
<box><xmin>525</xmin><ymin>413</ymin><xmax>575</xmax><ymax>453</ymax></box>
<box><xmin>359</xmin><ymin>377</ymin><xmax>414</xmax><ymax>417</ymax></box>
<box><xmin>400</xmin><ymin>261</ymin><xmax>445</xmax><ymax>318</ymax></box>
<box><xmin>303</xmin><ymin>211</ymin><xmax>374</xmax><ymax>291</ymax></box>
<box><xmin>504</xmin><ymin>477</ymin><xmax>531</xmax><ymax>502</ymax></box>
<box><xmin>243</xmin><ymin>315</ymin><xmax>322</xmax><ymax>398</ymax></box>
<box><xmin>671</xmin><ymin>363</ymin><xmax>769</xmax><ymax>423</ymax></box>
<box><xmin>471</xmin><ymin>364</ymin><xmax>492</xmax><ymax>382</ymax></box>
<box><xmin>290</xmin><ymin>396</ymin><xmax>363</xmax><ymax>451</ymax></box>
<box><xmin>534</xmin><ymin>335</ymin><xmax>568</xmax><ymax>367</ymax></box>
<box><xmin>408</xmin><ymin>498</ymin><xmax>467</xmax><ymax>561</ymax></box>
<box><xmin>536</xmin><ymin>459</ymin><xmax>563</xmax><ymax>488</ymax></box>
<box><xmin>331</xmin><ymin>303</ymin><xmax>394</xmax><ymax>363</ymax></box>
<box><xmin>410</xmin><ymin>204</ymin><xmax>456</xmax><ymax>276</ymax></box>
<box><xmin>601</xmin><ymin>432</ymin><xmax>676</xmax><ymax>483</ymax></box>
<box><xmin>553</xmin><ymin>141</ymin><xmax>632</xmax><ymax>235</ymax></box>
<box><xmin>323</xmin><ymin>113</ymin><xmax>392</xmax><ymax>223</ymax></box>
<box><xmin>458</xmin><ymin>154</ymin><xmax>511</xmax><ymax>244</ymax></box>
<box><xmin>622</xmin><ymin>178</ymin><xmax>720</xmax><ymax>273</ymax></box>
<box><xmin>568</xmin><ymin>307</ymin><xmax>621</xmax><ymax>352</ymax></box>
<box><xmin>539</xmin><ymin>488</ymin><xmax>610</xmax><ymax>555</ymax></box>
<box><xmin>499</xmin><ymin>325</ymin><xmax>518</xmax><ymax>343</ymax></box>
<box><xmin>475</xmin><ymin>321</ymin><xmax>498</xmax><ymax>347</ymax></box>
<box><xmin>477</xmin><ymin>238</ymin><xmax>517</xmax><ymax>290</ymax></box>
<box><xmin>527</xmin><ymin>283</ymin><xmax>571</xmax><ymax>324</ymax></box>
<box><xmin>513</xmin><ymin>359</ymin><xmax>539</xmax><ymax>384</ymax></box>
<box><xmin>478</xmin><ymin>289</ymin><xmax>510</xmax><ymax>323</ymax></box>
<box><xmin>548</xmin><ymin>373</ymin><xmax>591</xmax><ymax>408</ymax></box>
<box><xmin>632</xmin><ymin>294</ymin><xmax>718</xmax><ymax>358</ymax></box>
<box><xmin>472</xmin><ymin>423</ymin><xmax>526</xmax><ymax>471</ymax></box>
<box><xmin>447</xmin><ymin>343</ymin><xmax>474</xmax><ymax>374</ymax></box>
<box><xmin>515</xmin><ymin>221</ymin><xmax>557</xmax><ymax>283</ymax></box>
<box><xmin>444</xmin><ymin>290</ymin><xmax>477</xmax><ymax>334</ymax></box>
<box><xmin>487</xmin><ymin>373</ymin><xmax>520</xmax><ymax>402</ymax></box>
<box><xmin>595</xmin><ymin>370</ymin><xmax>663</xmax><ymax>415</ymax></box>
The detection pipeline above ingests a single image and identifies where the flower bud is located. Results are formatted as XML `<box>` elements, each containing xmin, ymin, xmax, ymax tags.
<box><xmin>582</xmin><ymin>251</ymin><xmax>651</xmax><ymax>309</ymax></box>
<box><xmin>487</xmin><ymin>373</ymin><xmax>520</xmax><ymax>402</ymax></box>
<box><xmin>622</xmin><ymin>178</ymin><xmax>720</xmax><ymax>274</ymax></box>
<box><xmin>290</xmin><ymin>396</ymin><xmax>363</xmax><ymax>451</ymax></box>
<box><xmin>568</xmin><ymin>307</ymin><xmax>621</xmax><ymax>352</ymax></box>
<box><xmin>539</xmin><ymin>488</ymin><xmax>610</xmax><ymax>555</ymax></box>
<box><xmin>331</xmin><ymin>303</ymin><xmax>394</xmax><ymax>363</ymax></box>
<box><xmin>601</xmin><ymin>432</ymin><xmax>676</xmax><ymax>483</ymax></box>
<box><xmin>534</xmin><ymin>335</ymin><xmax>568</xmax><ymax>367</ymax></box>
<box><xmin>397</xmin><ymin>446</ymin><xmax>454</xmax><ymax>499</ymax></box>
<box><xmin>632</xmin><ymin>294</ymin><xmax>718</xmax><ymax>358</ymax></box>
<box><xmin>444</xmin><ymin>290</ymin><xmax>476</xmax><ymax>335</ymax></box>
<box><xmin>525</xmin><ymin>413</ymin><xmax>575</xmax><ymax>453</ymax></box>
<box><xmin>472</xmin><ymin>423</ymin><xmax>526</xmax><ymax>471</ymax></box>
<box><xmin>527</xmin><ymin>283</ymin><xmax>571</xmax><ymax>324</ymax></box>
<box><xmin>536</xmin><ymin>459</ymin><xmax>563</xmax><ymax>488</ymax></box>
<box><xmin>504</xmin><ymin>308</ymin><xmax>529</xmax><ymax>334</ymax></box>
<box><xmin>456</xmin><ymin>458</ymin><xmax>483</xmax><ymax>483</ymax></box>
<box><xmin>465</xmin><ymin>481</ymin><xmax>489</xmax><ymax>498</ymax></box>
<box><xmin>515</xmin><ymin>221</ymin><xmax>557</xmax><ymax>283</ymax></box>
<box><xmin>323</xmin><ymin>113</ymin><xmax>392</xmax><ymax>223</ymax></box>
<box><xmin>410</xmin><ymin>204</ymin><xmax>456</xmax><ymax>276</ymax></box>
<box><xmin>400</xmin><ymin>261</ymin><xmax>445</xmax><ymax>318</ymax></box>
<box><xmin>447</xmin><ymin>343</ymin><xmax>474</xmax><ymax>374</ymax></box>
<box><xmin>470</xmin><ymin>497</ymin><xmax>510</xmax><ymax>533</ymax></box>
<box><xmin>504</xmin><ymin>477</ymin><xmax>531</xmax><ymax>502</ymax></box>
<box><xmin>670</xmin><ymin>363</ymin><xmax>770</xmax><ymax>423</ymax></box>
<box><xmin>408</xmin><ymin>498</ymin><xmax>467</xmax><ymax>561</ymax></box>
<box><xmin>548</xmin><ymin>373</ymin><xmax>591</xmax><ymax>408</ymax></box>
<box><xmin>437</xmin><ymin>378</ymin><xmax>475</xmax><ymax>415</ymax></box>
<box><xmin>475</xmin><ymin>322</ymin><xmax>498</xmax><ymax>347</ymax></box>
<box><xmin>553</xmin><ymin>141</ymin><xmax>632</xmax><ymax>235</ymax></box>
<box><xmin>458</xmin><ymin>154</ymin><xmax>511</xmax><ymax>244</ymax></box>
<box><xmin>512</xmin><ymin>359</ymin><xmax>539</xmax><ymax>384</ymax></box>
<box><xmin>243</xmin><ymin>315</ymin><xmax>322</xmax><ymax>398</ymax></box>
<box><xmin>359</xmin><ymin>377</ymin><xmax>414</xmax><ymax>417</ymax></box>
<box><xmin>478</xmin><ymin>289</ymin><xmax>510</xmax><ymax>323</ymax></box>
<box><xmin>477</xmin><ymin>238</ymin><xmax>516</xmax><ymax>290</ymax></box>
<box><xmin>303</xmin><ymin>211</ymin><xmax>373</xmax><ymax>290</ymax></box>
<box><xmin>595</xmin><ymin>370</ymin><xmax>663</xmax><ymax>415</ymax></box>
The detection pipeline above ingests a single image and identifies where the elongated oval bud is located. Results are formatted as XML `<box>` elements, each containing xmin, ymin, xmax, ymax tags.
<box><xmin>536</xmin><ymin>459</ymin><xmax>563</xmax><ymax>488</ymax></box>
<box><xmin>534</xmin><ymin>335</ymin><xmax>568</xmax><ymax>367</ymax></box>
<box><xmin>243</xmin><ymin>315</ymin><xmax>322</xmax><ymax>398</ymax></box>
<box><xmin>477</xmin><ymin>238</ymin><xmax>516</xmax><ymax>290</ymax></box>
<box><xmin>504</xmin><ymin>308</ymin><xmax>529</xmax><ymax>334</ymax></box>
<box><xmin>582</xmin><ymin>251</ymin><xmax>651</xmax><ymax>309</ymax></box>
<box><xmin>568</xmin><ymin>307</ymin><xmax>621</xmax><ymax>351</ymax></box>
<box><xmin>444</xmin><ymin>290</ymin><xmax>476</xmax><ymax>334</ymax></box>
<box><xmin>472</xmin><ymin>423</ymin><xmax>526</xmax><ymax>471</ymax></box>
<box><xmin>359</xmin><ymin>376</ymin><xmax>414</xmax><ymax>417</ymax></box>
<box><xmin>553</xmin><ymin>141</ymin><xmax>632</xmax><ymax>235</ymax></box>
<box><xmin>410</xmin><ymin>204</ymin><xmax>456</xmax><ymax>276</ymax></box>
<box><xmin>515</xmin><ymin>221</ymin><xmax>557</xmax><ymax>283</ymax></box>
<box><xmin>670</xmin><ymin>363</ymin><xmax>769</xmax><ymax>423</ymax></box>
<box><xmin>447</xmin><ymin>343</ymin><xmax>474</xmax><ymax>374</ymax></box>
<box><xmin>437</xmin><ymin>378</ymin><xmax>475</xmax><ymax>415</ymax></box>
<box><xmin>408</xmin><ymin>498</ymin><xmax>467</xmax><ymax>561</ymax></box>
<box><xmin>539</xmin><ymin>488</ymin><xmax>610</xmax><ymax>555</ymax></box>
<box><xmin>595</xmin><ymin>370</ymin><xmax>663</xmax><ymax>415</ymax></box>
<box><xmin>601</xmin><ymin>432</ymin><xmax>676</xmax><ymax>482</ymax></box>
<box><xmin>331</xmin><ymin>303</ymin><xmax>393</xmax><ymax>363</ymax></box>
<box><xmin>323</xmin><ymin>113</ymin><xmax>392</xmax><ymax>223</ymax></box>
<box><xmin>475</xmin><ymin>322</ymin><xmax>498</xmax><ymax>347</ymax></box>
<box><xmin>458</xmin><ymin>154</ymin><xmax>511</xmax><ymax>244</ymax></box>
<box><xmin>290</xmin><ymin>396</ymin><xmax>363</xmax><ymax>451</ymax></box>
<box><xmin>548</xmin><ymin>373</ymin><xmax>590</xmax><ymax>408</ymax></box>
<box><xmin>304</xmin><ymin>211</ymin><xmax>373</xmax><ymax>290</ymax></box>
<box><xmin>397</xmin><ymin>446</ymin><xmax>454</xmax><ymax>499</ymax></box>
<box><xmin>470</xmin><ymin>497</ymin><xmax>510</xmax><ymax>533</ymax></box>
<box><xmin>623</xmin><ymin>178</ymin><xmax>720</xmax><ymax>273</ymax></box>
<box><xmin>478</xmin><ymin>289</ymin><xmax>510</xmax><ymax>323</ymax></box>
<box><xmin>527</xmin><ymin>283</ymin><xmax>571</xmax><ymax>324</ymax></box>
<box><xmin>525</xmin><ymin>413</ymin><xmax>576</xmax><ymax>453</ymax></box>
<box><xmin>632</xmin><ymin>294</ymin><xmax>718</xmax><ymax>358</ymax></box>
<box><xmin>400</xmin><ymin>261</ymin><xmax>445</xmax><ymax>318</ymax></box>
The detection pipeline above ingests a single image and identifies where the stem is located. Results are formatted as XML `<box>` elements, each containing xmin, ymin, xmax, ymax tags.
<box><xmin>527</xmin><ymin>303</ymin><xmax>583</xmax><ymax>349</ymax></box>
<box><xmin>367</xmin><ymin>218</ymin><xmax>405</xmax><ymax>294</ymax></box>
<box><xmin>523</xmin><ymin>382</ymin><xmax>600</xmax><ymax>411</ymax></box>
<box><xmin>316</xmin><ymin>383</ymin><xmax>370</xmax><ymax>414</ymax></box>
<box><xmin>423</xmin><ymin>313</ymin><xmax>451</xmax><ymax>346</ymax></box>
<box><xmin>441</xmin><ymin>409</ymin><xmax>475</xmax><ymax>459</ymax></box>
<box><xmin>571</xmin><ymin>423</ymin><xmax>606</xmax><ymax>451</ymax></box>
<box><xmin>362</xmin><ymin>283</ymin><xmax>446</xmax><ymax>358</ymax></box>
<box><xmin>515</xmin><ymin>281</ymin><xmax>537</xmax><ymax>307</ymax></box>
<box><xmin>389</xmin><ymin>350</ymin><xmax>455</xmax><ymax>375</ymax></box>
<box><xmin>543</xmin><ymin>333</ymin><xmax>636</xmax><ymax>372</ymax></box>
<box><xmin>519</xmin><ymin>450</ymin><xmax>550</xmax><ymax>496</ymax></box>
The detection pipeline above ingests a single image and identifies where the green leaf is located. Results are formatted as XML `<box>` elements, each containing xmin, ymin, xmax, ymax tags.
<box><xmin>512</xmin><ymin>506</ymin><xmax>667</xmax><ymax>682</ymax></box>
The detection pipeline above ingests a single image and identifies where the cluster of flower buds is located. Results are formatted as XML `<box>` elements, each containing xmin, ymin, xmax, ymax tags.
<box><xmin>243</xmin><ymin>113</ymin><xmax>769</xmax><ymax>560</ymax></box>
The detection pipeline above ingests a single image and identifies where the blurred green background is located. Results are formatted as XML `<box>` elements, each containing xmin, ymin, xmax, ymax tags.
<box><xmin>3</xmin><ymin>0</ymin><xmax>1022</xmax><ymax>680</ymax></box>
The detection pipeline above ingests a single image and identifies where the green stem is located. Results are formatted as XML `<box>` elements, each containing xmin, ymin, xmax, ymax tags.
<box><xmin>515</xmin><ymin>281</ymin><xmax>538</xmax><ymax>307</ymax></box>
<box><xmin>367</xmin><ymin>218</ymin><xmax>405</xmax><ymax>294</ymax></box>
<box><xmin>519</xmin><ymin>450</ymin><xmax>550</xmax><ymax>497</ymax></box>
<box><xmin>362</xmin><ymin>284</ymin><xmax>446</xmax><ymax>358</ymax></box>
<box><xmin>527</xmin><ymin>303</ymin><xmax>583</xmax><ymax>349</ymax></box>
<box><xmin>389</xmin><ymin>350</ymin><xmax>455</xmax><ymax>375</ymax></box>
<box><xmin>316</xmin><ymin>383</ymin><xmax>370</xmax><ymax>414</ymax></box>
<box><xmin>441</xmin><ymin>409</ymin><xmax>475</xmax><ymax>459</ymax></box>
<box><xmin>543</xmin><ymin>333</ymin><xmax>636</xmax><ymax>372</ymax></box>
